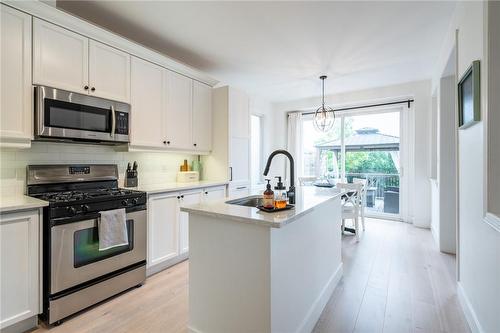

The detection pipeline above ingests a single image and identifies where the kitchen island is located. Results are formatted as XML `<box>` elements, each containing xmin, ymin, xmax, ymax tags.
<box><xmin>180</xmin><ymin>186</ymin><xmax>344</xmax><ymax>333</ymax></box>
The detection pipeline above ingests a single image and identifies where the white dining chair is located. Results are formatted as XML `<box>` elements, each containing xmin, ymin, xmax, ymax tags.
<box><xmin>336</xmin><ymin>182</ymin><xmax>363</xmax><ymax>241</ymax></box>
<box><xmin>352</xmin><ymin>178</ymin><xmax>367</xmax><ymax>231</ymax></box>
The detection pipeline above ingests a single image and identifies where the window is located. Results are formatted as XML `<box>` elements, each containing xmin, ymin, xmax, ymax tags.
<box><xmin>250</xmin><ymin>114</ymin><xmax>263</xmax><ymax>185</ymax></box>
<box><xmin>299</xmin><ymin>108</ymin><xmax>402</xmax><ymax>217</ymax></box>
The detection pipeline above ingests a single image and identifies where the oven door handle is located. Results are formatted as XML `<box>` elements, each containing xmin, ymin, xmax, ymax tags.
<box><xmin>110</xmin><ymin>105</ymin><xmax>116</xmax><ymax>138</ymax></box>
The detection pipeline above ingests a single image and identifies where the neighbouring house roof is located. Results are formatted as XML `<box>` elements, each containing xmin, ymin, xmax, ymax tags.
<box><xmin>315</xmin><ymin>127</ymin><xmax>399</xmax><ymax>151</ymax></box>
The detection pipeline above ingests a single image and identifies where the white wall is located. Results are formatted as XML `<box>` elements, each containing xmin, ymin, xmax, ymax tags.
<box><xmin>431</xmin><ymin>2</ymin><xmax>500</xmax><ymax>332</ymax></box>
<box><xmin>272</xmin><ymin>80</ymin><xmax>432</xmax><ymax>226</ymax></box>
<box><xmin>0</xmin><ymin>143</ymin><xmax>195</xmax><ymax>195</ymax></box>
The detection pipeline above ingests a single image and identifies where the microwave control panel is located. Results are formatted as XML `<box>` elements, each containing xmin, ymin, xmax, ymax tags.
<box><xmin>115</xmin><ymin>112</ymin><xmax>129</xmax><ymax>135</ymax></box>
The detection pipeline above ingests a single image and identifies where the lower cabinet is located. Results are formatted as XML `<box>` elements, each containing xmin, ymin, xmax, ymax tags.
<box><xmin>147</xmin><ymin>185</ymin><xmax>226</xmax><ymax>275</ymax></box>
<box><xmin>0</xmin><ymin>209</ymin><xmax>41</xmax><ymax>330</ymax></box>
<box><xmin>228</xmin><ymin>183</ymin><xmax>250</xmax><ymax>198</ymax></box>
<box><xmin>178</xmin><ymin>190</ymin><xmax>202</xmax><ymax>255</ymax></box>
<box><xmin>147</xmin><ymin>192</ymin><xmax>180</xmax><ymax>270</ymax></box>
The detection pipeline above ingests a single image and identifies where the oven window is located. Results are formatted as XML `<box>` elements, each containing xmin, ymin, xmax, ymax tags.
<box><xmin>45</xmin><ymin>99</ymin><xmax>111</xmax><ymax>133</ymax></box>
<box><xmin>73</xmin><ymin>220</ymin><xmax>134</xmax><ymax>268</ymax></box>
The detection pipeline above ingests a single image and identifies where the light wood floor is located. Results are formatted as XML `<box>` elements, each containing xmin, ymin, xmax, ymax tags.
<box><xmin>33</xmin><ymin>218</ymin><xmax>469</xmax><ymax>333</ymax></box>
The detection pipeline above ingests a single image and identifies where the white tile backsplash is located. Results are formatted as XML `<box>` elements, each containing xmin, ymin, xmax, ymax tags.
<box><xmin>0</xmin><ymin>142</ymin><xmax>196</xmax><ymax>195</ymax></box>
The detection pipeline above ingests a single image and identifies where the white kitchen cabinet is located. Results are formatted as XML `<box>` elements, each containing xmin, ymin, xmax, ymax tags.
<box><xmin>229</xmin><ymin>88</ymin><xmax>250</xmax><ymax>139</ymax></box>
<box><xmin>0</xmin><ymin>209</ymin><xmax>40</xmax><ymax>330</ymax></box>
<box><xmin>33</xmin><ymin>19</ymin><xmax>130</xmax><ymax>103</ymax></box>
<box><xmin>192</xmin><ymin>81</ymin><xmax>212</xmax><ymax>152</ymax></box>
<box><xmin>164</xmin><ymin>70</ymin><xmax>193</xmax><ymax>150</ymax></box>
<box><xmin>228</xmin><ymin>184</ymin><xmax>250</xmax><ymax>198</ymax></box>
<box><xmin>0</xmin><ymin>5</ymin><xmax>32</xmax><ymax>148</ymax></box>
<box><xmin>204</xmin><ymin>186</ymin><xmax>226</xmax><ymax>201</ymax></box>
<box><xmin>178</xmin><ymin>190</ymin><xmax>202</xmax><ymax>254</ymax></box>
<box><xmin>33</xmin><ymin>18</ymin><xmax>89</xmax><ymax>94</ymax></box>
<box><xmin>205</xmin><ymin>86</ymin><xmax>251</xmax><ymax>187</ymax></box>
<box><xmin>130</xmin><ymin>57</ymin><xmax>165</xmax><ymax>148</ymax></box>
<box><xmin>147</xmin><ymin>192</ymin><xmax>179</xmax><ymax>268</ymax></box>
<box><xmin>89</xmin><ymin>40</ymin><xmax>130</xmax><ymax>102</ymax></box>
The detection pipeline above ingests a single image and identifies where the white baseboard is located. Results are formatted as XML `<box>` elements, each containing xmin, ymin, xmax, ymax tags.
<box><xmin>457</xmin><ymin>282</ymin><xmax>484</xmax><ymax>333</ymax></box>
<box><xmin>297</xmin><ymin>263</ymin><xmax>343</xmax><ymax>333</ymax></box>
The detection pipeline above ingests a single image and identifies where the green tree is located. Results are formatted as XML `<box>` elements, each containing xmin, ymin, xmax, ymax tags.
<box><xmin>345</xmin><ymin>151</ymin><xmax>397</xmax><ymax>174</ymax></box>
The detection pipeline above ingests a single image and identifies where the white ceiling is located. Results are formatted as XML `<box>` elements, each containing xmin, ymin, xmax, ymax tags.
<box><xmin>57</xmin><ymin>1</ymin><xmax>456</xmax><ymax>103</ymax></box>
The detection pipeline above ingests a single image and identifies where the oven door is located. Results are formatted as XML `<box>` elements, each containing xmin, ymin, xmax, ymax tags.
<box><xmin>35</xmin><ymin>85</ymin><xmax>129</xmax><ymax>143</ymax></box>
<box><xmin>50</xmin><ymin>209</ymin><xmax>146</xmax><ymax>294</ymax></box>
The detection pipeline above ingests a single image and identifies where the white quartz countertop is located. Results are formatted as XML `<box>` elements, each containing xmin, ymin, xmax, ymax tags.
<box><xmin>180</xmin><ymin>186</ymin><xmax>344</xmax><ymax>228</ymax></box>
<box><xmin>0</xmin><ymin>195</ymin><xmax>48</xmax><ymax>213</ymax></box>
<box><xmin>135</xmin><ymin>181</ymin><xmax>228</xmax><ymax>194</ymax></box>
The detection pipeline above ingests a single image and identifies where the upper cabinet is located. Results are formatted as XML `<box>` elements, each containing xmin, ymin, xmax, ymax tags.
<box><xmin>165</xmin><ymin>70</ymin><xmax>193</xmax><ymax>150</ymax></box>
<box><xmin>33</xmin><ymin>19</ymin><xmax>130</xmax><ymax>103</ymax></box>
<box><xmin>129</xmin><ymin>56</ymin><xmax>212</xmax><ymax>152</ymax></box>
<box><xmin>130</xmin><ymin>56</ymin><xmax>165</xmax><ymax>149</ymax></box>
<box><xmin>192</xmin><ymin>81</ymin><xmax>213</xmax><ymax>152</ymax></box>
<box><xmin>33</xmin><ymin>18</ymin><xmax>89</xmax><ymax>94</ymax></box>
<box><xmin>0</xmin><ymin>5</ymin><xmax>32</xmax><ymax>148</ymax></box>
<box><xmin>88</xmin><ymin>40</ymin><xmax>130</xmax><ymax>102</ymax></box>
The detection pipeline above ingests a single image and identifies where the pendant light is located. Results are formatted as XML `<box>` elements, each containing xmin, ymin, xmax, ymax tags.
<box><xmin>313</xmin><ymin>75</ymin><xmax>335</xmax><ymax>132</ymax></box>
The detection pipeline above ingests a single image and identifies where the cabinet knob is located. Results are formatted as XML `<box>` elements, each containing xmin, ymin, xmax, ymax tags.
<box><xmin>177</xmin><ymin>196</ymin><xmax>181</xmax><ymax>199</ymax></box>
<box><xmin>181</xmin><ymin>195</ymin><xmax>184</xmax><ymax>199</ymax></box>
<box><xmin>84</xmin><ymin>86</ymin><xmax>89</xmax><ymax>90</ymax></box>
<box><xmin>163</xmin><ymin>141</ymin><xmax>167</xmax><ymax>145</ymax></box>
<box><xmin>205</xmin><ymin>191</ymin><xmax>208</xmax><ymax>195</ymax></box>
<box><xmin>193</xmin><ymin>143</ymin><xmax>197</xmax><ymax>147</ymax></box>
<box><xmin>91</xmin><ymin>87</ymin><xmax>96</xmax><ymax>92</ymax></box>
<box><xmin>167</xmin><ymin>141</ymin><xmax>171</xmax><ymax>145</ymax></box>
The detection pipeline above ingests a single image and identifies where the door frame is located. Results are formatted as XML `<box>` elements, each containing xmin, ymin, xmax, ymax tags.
<box><xmin>336</xmin><ymin>104</ymin><xmax>411</xmax><ymax>222</ymax></box>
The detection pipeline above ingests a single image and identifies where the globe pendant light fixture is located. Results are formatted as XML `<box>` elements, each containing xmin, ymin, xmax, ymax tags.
<box><xmin>313</xmin><ymin>75</ymin><xmax>335</xmax><ymax>132</ymax></box>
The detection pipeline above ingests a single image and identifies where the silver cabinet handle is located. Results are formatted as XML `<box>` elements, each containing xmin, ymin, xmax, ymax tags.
<box><xmin>236</xmin><ymin>186</ymin><xmax>247</xmax><ymax>190</ymax></box>
<box><xmin>229</xmin><ymin>167</ymin><xmax>233</xmax><ymax>181</ymax></box>
<box><xmin>110</xmin><ymin>105</ymin><xmax>116</xmax><ymax>138</ymax></box>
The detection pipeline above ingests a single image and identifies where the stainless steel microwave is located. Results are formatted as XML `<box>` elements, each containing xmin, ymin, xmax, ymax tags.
<box><xmin>35</xmin><ymin>86</ymin><xmax>130</xmax><ymax>144</ymax></box>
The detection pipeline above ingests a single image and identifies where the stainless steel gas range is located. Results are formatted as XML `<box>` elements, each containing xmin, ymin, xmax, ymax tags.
<box><xmin>27</xmin><ymin>164</ymin><xmax>146</xmax><ymax>326</ymax></box>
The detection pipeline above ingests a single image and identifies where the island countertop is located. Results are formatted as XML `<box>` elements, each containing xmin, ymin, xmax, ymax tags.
<box><xmin>180</xmin><ymin>186</ymin><xmax>344</xmax><ymax>228</ymax></box>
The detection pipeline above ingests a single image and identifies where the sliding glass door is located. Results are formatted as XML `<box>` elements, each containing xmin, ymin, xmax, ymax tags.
<box><xmin>300</xmin><ymin>107</ymin><xmax>402</xmax><ymax>219</ymax></box>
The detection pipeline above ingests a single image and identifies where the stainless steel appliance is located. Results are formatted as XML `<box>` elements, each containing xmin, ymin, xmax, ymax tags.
<box><xmin>34</xmin><ymin>86</ymin><xmax>130</xmax><ymax>144</ymax></box>
<box><xmin>27</xmin><ymin>164</ymin><xmax>146</xmax><ymax>325</ymax></box>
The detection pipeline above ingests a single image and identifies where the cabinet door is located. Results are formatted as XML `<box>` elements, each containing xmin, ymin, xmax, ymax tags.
<box><xmin>229</xmin><ymin>88</ymin><xmax>250</xmax><ymax>139</ymax></box>
<box><xmin>192</xmin><ymin>81</ymin><xmax>212</xmax><ymax>152</ymax></box>
<box><xmin>130</xmin><ymin>57</ymin><xmax>165</xmax><ymax>148</ymax></box>
<box><xmin>230</xmin><ymin>137</ymin><xmax>251</xmax><ymax>185</ymax></box>
<box><xmin>33</xmin><ymin>18</ymin><xmax>89</xmax><ymax>94</ymax></box>
<box><xmin>228</xmin><ymin>184</ymin><xmax>250</xmax><ymax>198</ymax></box>
<box><xmin>204</xmin><ymin>186</ymin><xmax>226</xmax><ymax>201</ymax></box>
<box><xmin>0</xmin><ymin>210</ymin><xmax>39</xmax><ymax>329</ymax></box>
<box><xmin>165</xmin><ymin>70</ymin><xmax>193</xmax><ymax>150</ymax></box>
<box><xmin>89</xmin><ymin>40</ymin><xmax>130</xmax><ymax>103</ymax></box>
<box><xmin>179</xmin><ymin>191</ymin><xmax>202</xmax><ymax>254</ymax></box>
<box><xmin>0</xmin><ymin>5</ymin><xmax>32</xmax><ymax>147</ymax></box>
<box><xmin>147</xmin><ymin>193</ymin><xmax>179</xmax><ymax>268</ymax></box>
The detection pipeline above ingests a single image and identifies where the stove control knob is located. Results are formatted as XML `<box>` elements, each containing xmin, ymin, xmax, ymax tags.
<box><xmin>81</xmin><ymin>204</ymin><xmax>90</xmax><ymax>212</ymax></box>
<box><xmin>131</xmin><ymin>198</ymin><xmax>138</xmax><ymax>205</ymax></box>
<box><xmin>121</xmin><ymin>200</ymin><xmax>128</xmax><ymax>206</ymax></box>
<box><xmin>67</xmin><ymin>207</ymin><xmax>77</xmax><ymax>215</ymax></box>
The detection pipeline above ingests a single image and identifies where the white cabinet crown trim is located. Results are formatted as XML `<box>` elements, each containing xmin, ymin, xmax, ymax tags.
<box><xmin>2</xmin><ymin>0</ymin><xmax>218</xmax><ymax>87</ymax></box>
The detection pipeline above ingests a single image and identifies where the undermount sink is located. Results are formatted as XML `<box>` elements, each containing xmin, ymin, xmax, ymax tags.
<box><xmin>225</xmin><ymin>195</ymin><xmax>263</xmax><ymax>207</ymax></box>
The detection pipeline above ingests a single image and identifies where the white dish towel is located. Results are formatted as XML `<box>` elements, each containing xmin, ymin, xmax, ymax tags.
<box><xmin>98</xmin><ymin>208</ymin><xmax>128</xmax><ymax>251</ymax></box>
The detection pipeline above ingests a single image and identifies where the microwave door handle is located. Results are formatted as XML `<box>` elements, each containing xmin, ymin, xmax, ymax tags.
<box><xmin>110</xmin><ymin>105</ymin><xmax>116</xmax><ymax>138</ymax></box>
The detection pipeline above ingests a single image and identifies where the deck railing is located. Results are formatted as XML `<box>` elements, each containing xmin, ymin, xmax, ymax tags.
<box><xmin>346</xmin><ymin>172</ymin><xmax>399</xmax><ymax>198</ymax></box>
